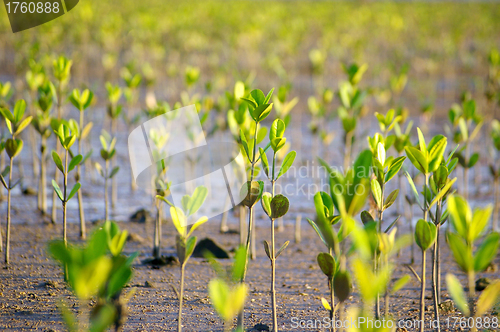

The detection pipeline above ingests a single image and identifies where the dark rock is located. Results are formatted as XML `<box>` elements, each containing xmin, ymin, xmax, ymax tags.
<box><xmin>142</xmin><ymin>256</ymin><xmax>179</xmax><ymax>267</ymax></box>
<box><xmin>476</xmin><ymin>277</ymin><xmax>491</xmax><ymax>291</ymax></box>
<box><xmin>250</xmin><ymin>323</ymin><xmax>270</xmax><ymax>331</ymax></box>
<box><xmin>144</xmin><ymin>281</ymin><xmax>155</xmax><ymax>288</ymax></box>
<box><xmin>129</xmin><ymin>208</ymin><xmax>151</xmax><ymax>223</ymax></box>
<box><xmin>192</xmin><ymin>238</ymin><xmax>230</xmax><ymax>259</ymax></box>
<box><xmin>22</xmin><ymin>187</ymin><xmax>37</xmax><ymax>196</ymax></box>
<box><xmin>439</xmin><ymin>299</ymin><xmax>455</xmax><ymax>314</ymax></box>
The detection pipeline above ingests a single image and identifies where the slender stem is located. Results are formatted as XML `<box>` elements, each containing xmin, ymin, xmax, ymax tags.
<box><xmin>384</xmin><ymin>254</ymin><xmax>390</xmax><ymax>316</ymax></box>
<box><xmin>271</xmin><ymin>218</ymin><xmax>277</xmax><ymax>332</ymax></box>
<box><xmin>5</xmin><ymin>157</ymin><xmax>13</xmax><ymax>264</ymax></box>
<box><xmin>41</xmin><ymin>137</ymin><xmax>47</xmax><ymax>214</ymax></box>
<box><xmin>419</xmin><ymin>250</ymin><xmax>426</xmax><ymax>332</ymax></box>
<box><xmin>52</xmin><ymin>83</ymin><xmax>63</xmax><ymax>224</ymax></box>
<box><xmin>77</xmin><ymin>110</ymin><xmax>86</xmax><ymax>239</ymax></box>
<box><xmin>104</xmin><ymin>160</ymin><xmax>109</xmax><ymax>221</ymax></box>
<box><xmin>63</xmin><ymin>149</ymin><xmax>68</xmax><ymax>246</ymax></box>
<box><xmin>410</xmin><ymin>204</ymin><xmax>415</xmax><ymax>264</ymax></box>
<box><xmin>431</xmin><ymin>240</ymin><xmax>440</xmax><ymax>332</ymax></box>
<box><xmin>238</xmin><ymin>121</ymin><xmax>259</xmax><ymax>330</ymax></box>
<box><xmin>494</xmin><ymin>176</ymin><xmax>499</xmax><ymax>232</ymax></box>
<box><xmin>424</xmin><ymin>173</ymin><xmax>429</xmax><ymax>222</ymax></box>
<box><xmin>178</xmin><ymin>263</ymin><xmax>185</xmax><ymax>332</ymax></box>
<box><xmin>330</xmin><ymin>277</ymin><xmax>335</xmax><ymax>332</ymax></box>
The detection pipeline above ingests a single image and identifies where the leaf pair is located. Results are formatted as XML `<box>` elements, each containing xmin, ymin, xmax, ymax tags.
<box><xmin>55</xmin><ymin>123</ymin><xmax>77</xmax><ymax>150</ymax></box>
<box><xmin>0</xmin><ymin>100</ymin><xmax>33</xmax><ymax>137</ymax></box>
<box><xmin>261</xmin><ymin>193</ymin><xmax>289</xmax><ymax>219</ymax></box>
<box><xmin>242</xmin><ymin>88</ymin><xmax>274</xmax><ymax>123</ymax></box>
<box><xmin>405</xmin><ymin>128</ymin><xmax>447</xmax><ymax>175</ymax></box>
<box><xmin>52</xmin><ymin>180</ymin><xmax>80</xmax><ymax>203</ymax></box>
<box><xmin>209</xmin><ymin>279</ymin><xmax>247</xmax><ymax>323</ymax></box>
<box><xmin>69</xmin><ymin>88</ymin><xmax>93</xmax><ymax>111</ymax></box>
<box><xmin>415</xmin><ymin>219</ymin><xmax>437</xmax><ymax>251</ymax></box>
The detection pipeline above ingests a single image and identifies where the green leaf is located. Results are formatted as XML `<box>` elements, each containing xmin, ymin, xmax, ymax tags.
<box><xmin>361</xmin><ymin>211</ymin><xmax>375</xmax><ymax>224</ymax></box>
<box><xmin>447</xmin><ymin>232</ymin><xmax>472</xmax><ymax>272</ymax></box>
<box><xmin>468</xmin><ymin>153</ymin><xmax>479</xmax><ymax>168</ymax></box>
<box><xmin>109</xmin><ymin>166</ymin><xmax>120</xmax><ymax>179</ymax></box>
<box><xmin>405</xmin><ymin>146</ymin><xmax>428</xmax><ymax>174</ymax></box>
<box><xmin>371</xmin><ymin>179</ymin><xmax>383</xmax><ymax>209</ymax></box>
<box><xmin>239</xmin><ymin>129</ymin><xmax>250</xmax><ymax>161</ymax></box>
<box><xmin>187</xmin><ymin>217</ymin><xmax>208</xmax><ymax>238</ymax></box>
<box><xmin>427</xmin><ymin>136</ymin><xmax>447</xmax><ymax>172</ymax></box>
<box><xmin>68</xmin><ymin>154</ymin><xmax>82</xmax><ymax>173</ymax></box>
<box><xmin>269</xmin><ymin>118</ymin><xmax>285</xmax><ymax>141</ymax></box>
<box><xmin>185</xmin><ymin>236</ymin><xmax>197</xmax><ymax>262</ymax></box>
<box><xmin>405</xmin><ymin>172</ymin><xmax>423</xmax><ymax>209</ymax></box>
<box><xmin>429</xmin><ymin>178</ymin><xmax>456</xmax><ymax>209</ymax></box>
<box><xmin>317</xmin><ymin>252</ymin><xmax>336</xmax><ymax>278</ymax></box>
<box><xmin>383</xmin><ymin>189</ymin><xmax>399</xmax><ymax>210</ymax></box>
<box><xmin>263</xmin><ymin>240</ymin><xmax>271</xmax><ymax>259</ymax></box>
<box><xmin>187</xmin><ymin>186</ymin><xmax>208</xmax><ymax>216</ymax></box>
<box><xmin>321</xmin><ymin>297</ymin><xmax>332</xmax><ymax>312</ymax></box>
<box><xmin>446</xmin><ymin>274</ymin><xmax>470</xmax><ymax>316</ymax></box>
<box><xmin>5</xmin><ymin>138</ymin><xmax>23</xmax><ymax>159</ymax></box>
<box><xmin>170</xmin><ymin>207</ymin><xmax>187</xmax><ymax>237</ymax></box>
<box><xmin>52</xmin><ymin>180</ymin><xmax>64</xmax><ymax>202</ymax></box>
<box><xmin>261</xmin><ymin>192</ymin><xmax>272</xmax><ymax>217</ymax></box>
<box><xmin>67</xmin><ymin>183</ymin><xmax>81</xmax><ymax>201</ymax></box>
<box><xmin>415</xmin><ymin>219</ymin><xmax>436</xmax><ymax>251</ymax></box>
<box><xmin>385</xmin><ymin>156</ymin><xmax>405</xmax><ymax>182</ymax></box>
<box><xmin>391</xmin><ymin>275</ymin><xmax>411</xmax><ymax>294</ymax></box>
<box><xmin>417</xmin><ymin>127</ymin><xmax>426</xmax><ymax>152</ymax></box>
<box><xmin>447</xmin><ymin>195</ymin><xmax>471</xmax><ymax>240</ymax></box>
<box><xmin>276</xmin><ymin>149</ymin><xmax>295</xmax><ymax>179</ymax></box>
<box><xmin>275</xmin><ymin>241</ymin><xmax>289</xmax><ymax>259</ymax></box>
<box><xmin>307</xmin><ymin>218</ymin><xmax>327</xmax><ymax>247</ymax></box>
<box><xmin>474</xmin><ymin>232</ymin><xmax>500</xmax><ymax>272</ymax></box>
<box><xmin>231</xmin><ymin>246</ymin><xmax>247</xmax><ymax>282</ymax></box>
<box><xmin>252</xmin><ymin>103</ymin><xmax>272</xmax><ymax>123</ymax></box>
<box><xmin>240</xmin><ymin>181</ymin><xmax>264</xmax><ymax>208</ymax></box>
<box><xmin>476</xmin><ymin>281</ymin><xmax>500</xmax><ymax>317</ymax></box>
<box><xmin>333</xmin><ymin>270</ymin><xmax>351</xmax><ymax>302</ymax></box>
<box><xmin>13</xmin><ymin>116</ymin><xmax>32</xmax><ymax>136</ymax></box>
<box><xmin>259</xmin><ymin>147</ymin><xmax>269</xmax><ymax>178</ymax></box>
<box><xmin>377</xmin><ymin>142</ymin><xmax>386</xmax><ymax>166</ymax></box>
<box><xmin>270</xmin><ymin>194</ymin><xmax>289</xmax><ymax>219</ymax></box>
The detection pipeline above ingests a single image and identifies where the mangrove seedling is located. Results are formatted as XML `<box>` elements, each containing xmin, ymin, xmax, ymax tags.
<box><xmin>32</xmin><ymin>80</ymin><xmax>54</xmax><ymax>215</ymax></box>
<box><xmin>414</xmin><ymin>219</ymin><xmax>437</xmax><ymax>332</ymax></box>
<box><xmin>0</xmin><ymin>100</ymin><xmax>32</xmax><ymax>265</ymax></box>
<box><xmin>95</xmin><ymin>132</ymin><xmax>119</xmax><ymax>222</ymax></box>
<box><xmin>259</xmin><ymin>118</ymin><xmax>296</xmax><ymax>331</ymax></box>
<box><xmin>51</xmin><ymin>55</ymin><xmax>72</xmax><ymax>224</ymax></box>
<box><xmin>237</xmin><ymin>87</ymin><xmax>274</xmax><ymax>330</ymax></box>
<box><xmin>68</xmin><ymin>88</ymin><xmax>94</xmax><ymax>239</ymax></box>
<box><xmin>161</xmin><ymin>186</ymin><xmax>208</xmax><ymax>332</ymax></box>
<box><xmin>445</xmin><ymin>195</ymin><xmax>500</xmax><ymax>331</ymax></box>
<box><xmin>51</xmin><ymin>122</ymin><xmax>81</xmax><ymax>246</ymax></box>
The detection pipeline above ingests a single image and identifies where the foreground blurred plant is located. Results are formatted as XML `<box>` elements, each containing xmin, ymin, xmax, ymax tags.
<box><xmin>0</xmin><ymin>100</ymin><xmax>32</xmax><ymax>265</ymax></box>
<box><xmin>491</xmin><ymin>120</ymin><xmax>500</xmax><ymax>230</ymax></box>
<box><xmin>95</xmin><ymin>132</ymin><xmax>119</xmax><ymax>222</ymax></box>
<box><xmin>445</xmin><ymin>195</ymin><xmax>499</xmax><ymax>332</ymax></box>
<box><xmin>68</xmin><ymin>88</ymin><xmax>94</xmax><ymax>239</ymax></box>
<box><xmin>161</xmin><ymin>186</ymin><xmax>208</xmax><ymax>332</ymax></box>
<box><xmin>259</xmin><ymin>118</ymin><xmax>296</xmax><ymax>331</ymax></box>
<box><xmin>49</xmin><ymin>221</ymin><xmax>137</xmax><ymax>332</ymax></box>
<box><xmin>51</xmin><ymin>122</ymin><xmax>81</xmax><ymax>246</ymax></box>
<box><xmin>208</xmin><ymin>247</ymin><xmax>248</xmax><ymax>332</ymax></box>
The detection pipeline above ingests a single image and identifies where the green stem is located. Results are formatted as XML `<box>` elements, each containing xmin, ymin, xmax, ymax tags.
<box><xmin>104</xmin><ymin>160</ymin><xmax>109</xmax><ymax>222</ymax></box>
<box><xmin>5</xmin><ymin>157</ymin><xmax>13</xmax><ymax>265</ymax></box>
<box><xmin>330</xmin><ymin>277</ymin><xmax>335</xmax><ymax>332</ymax></box>
<box><xmin>178</xmin><ymin>263</ymin><xmax>185</xmax><ymax>332</ymax></box>
<box><xmin>77</xmin><ymin>109</ymin><xmax>86</xmax><ymax>239</ymax></box>
<box><xmin>419</xmin><ymin>250</ymin><xmax>426</xmax><ymax>332</ymax></box>
<box><xmin>63</xmin><ymin>149</ymin><xmax>68</xmax><ymax>246</ymax></box>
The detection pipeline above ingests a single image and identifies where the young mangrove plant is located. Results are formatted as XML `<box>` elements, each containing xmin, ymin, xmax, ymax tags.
<box><xmin>237</xmin><ymin>87</ymin><xmax>274</xmax><ymax>330</ymax></box>
<box><xmin>51</xmin><ymin>55</ymin><xmax>72</xmax><ymax>224</ymax></box>
<box><xmin>445</xmin><ymin>195</ymin><xmax>500</xmax><ymax>332</ymax></box>
<box><xmin>0</xmin><ymin>81</ymin><xmax>13</xmax><ymax>203</ymax></box>
<box><xmin>309</xmin><ymin>150</ymin><xmax>372</xmax><ymax>330</ymax></box>
<box><xmin>414</xmin><ymin>219</ymin><xmax>437</xmax><ymax>332</ymax></box>
<box><xmin>337</xmin><ymin>63</ymin><xmax>368</xmax><ymax>169</ymax></box>
<box><xmin>447</xmin><ymin>98</ymin><xmax>482</xmax><ymax>199</ymax></box>
<box><xmin>0</xmin><ymin>99</ymin><xmax>32</xmax><ymax>265</ymax></box>
<box><xmin>259</xmin><ymin>118</ymin><xmax>296</xmax><ymax>331</ymax></box>
<box><xmin>32</xmin><ymin>80</ymin><xmax>54</xmax><ymax>215</ymax></box>
<box><xmin>51</xmin><ymin>122</ymin><xmax>81</xmax><ymax>246</ymax></box>
<box><xmin>208</xmin><ymin>246</ymin><xmax>248</xmax><ymax>332</ymax></box>
<box><xmin>369</xmin><ymin>140</ymin><xmax>406</xmax><ymax>317</ymax></box>
<box><xmin>49</xmin><ymin>221</ymin><xmax>137</xmax><ymax>332</ymax></box>
<box><xmin>68</xmin><ymin>88</ymin><xmax>94</xmax><ymax>239</ymax></box>
<box><xmin>95</xmin><ymin>132</ymin><xmax>119</xmax><ymax>222</ymax></box>
<box><xmin>161</xmin><ymin>186</ymin><xmax>208</xmax><ymax>332</ymax></box>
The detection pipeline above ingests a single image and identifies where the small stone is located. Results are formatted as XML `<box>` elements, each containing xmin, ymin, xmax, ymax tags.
<box><xmin>439</xmin><ymin>300</ymin><xmax>455</xmax><ymax>314</ymax></box>
<box><xmin>22</xmin><ymin>187</ymin><xmax>37</xmax><ymax>196</ymax></box>
<box><xmin>486</xmin><ymin>263</ymin><xmax>498</xmax><ymax>273</ymax></box>
<box><xmin>192</xmin><ymin>238</ymin><xmax>230</xmax><ymax>259</ymax></box>
<box><xmin>476</xmin><ymin>277</ymin><xmax>491</xmax><ymax>291</ymax></box>
<box><xmin>129</xmin><ymin>208</ymin><xmax>151</xmax><ymax>223</ymax></box>
<box><xmin>144</xmin><ymin>281</ymin><xmax>155</xmax><ymax>288</ymax></box>
<box><xmin>250</xmin><ymin>323</ymin><xmax>270</xmax><ymax>331</ymax></box>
